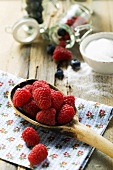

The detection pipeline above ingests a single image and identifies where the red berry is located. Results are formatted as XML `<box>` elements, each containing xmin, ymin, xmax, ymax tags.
<box><xmin>33</xmin><ymin>85</ymin><xmax>51</xmax><ymax>110</ymax></box>
<box><xmin>58</xmin><ymin>40</ymin><xmax>66</xmax><ymax>48</ymax></box>
<box><xmin>63</xmin><ymin>32</ymin><xmax>70</xmax><ymax>40</ymax></box>
<box><xmin>22</xmin><ymin>127</ymin><xmax>40</xmax><ymax>147</ymax></box>
<box><xmin>22</xmin><ymin>99</ymin><xmax>40</xmax><ymax>119</ymax></box>
<box><xmin>36</xmin><ymin>108</ymin><xmax>56</xmax><ymax>125</ymax></box>
<box><xmin>53</xmin><ymin>46</ymin><xmax>71</xmax><ymax>61</ymax></box>
<box><xmin>51</xmin><ymin>89</ymin><xmax>64</xmax><ymax>111</ymax></box>
<box><xmin>66</xmin><ymin>18</ymin><xmax>75</xmax><ymax>26</ymax></box>
<box><xmin>32</xmin><ymin>80</ymin><xmax>48</xmax><ymax>92</ymax></box>
<box><xmin>57</xmin><ymin>104</ymin><xmax>75</xmax><ymax>125</ymax></box>
<box><xmin>63</xmin><ymin>95</ymin><xmax>75</xmax><ymax>108</ymax></box>
<box><xmin>23</xmin><ymin>84</ymin><xmax>33</xmax><ymax>93</ymax></box>
<box><xmin>28</xmin><ymin>144</ymin><xmax>48</xmax><ymax>165</ymax></box>
<box><xmin>13</xmin><ymin>88</ymin><xmax>31</xmax><ymax>107</ymax></box>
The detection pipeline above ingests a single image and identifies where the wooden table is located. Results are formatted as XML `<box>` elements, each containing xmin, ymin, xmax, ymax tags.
<box><xmin>0</xmin><ymin>0</ymin><xmax>113</xmax><ymax>170</ymax></box>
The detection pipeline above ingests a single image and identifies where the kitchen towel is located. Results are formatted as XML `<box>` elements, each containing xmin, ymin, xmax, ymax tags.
<box><xmin>0</xmin><ymin>70</ymin><xmax>112</xmax><ymax>170</ymax></box>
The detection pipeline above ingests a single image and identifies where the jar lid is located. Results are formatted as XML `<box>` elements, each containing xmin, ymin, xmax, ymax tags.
<box><xmin>12</xmin><ymin>18</ymin><xmax>40</xmax><ymax>43</ymax></box>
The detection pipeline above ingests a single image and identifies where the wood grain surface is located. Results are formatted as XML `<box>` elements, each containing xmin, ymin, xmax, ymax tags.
<box><xmin>0</xmin><ymin>0</ymin><xmax>113</xmax><ymax>170</ymax></box>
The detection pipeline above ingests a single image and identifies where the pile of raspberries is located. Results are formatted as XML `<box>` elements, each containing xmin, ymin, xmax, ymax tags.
<box><xmin>12</xmin><ymin>80</ymin><xmax>76</xmax><ymax>166</ymax></box>
<box><xmin>13</xmin><ymin>80</ymin><xmax>76</xmax><ymax>126</ymax></box>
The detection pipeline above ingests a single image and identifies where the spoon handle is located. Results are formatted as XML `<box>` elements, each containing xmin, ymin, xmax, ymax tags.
<box><xmin>73</xmin><ymin>122</ymin><xmax>113</xmax><ymax>158</ymax></box>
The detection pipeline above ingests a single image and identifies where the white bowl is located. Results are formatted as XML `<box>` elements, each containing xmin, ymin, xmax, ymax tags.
<box><xmin>80</xmin><ymin>32</ymin><xmax>113</xmax><ymax>74</ymax></box>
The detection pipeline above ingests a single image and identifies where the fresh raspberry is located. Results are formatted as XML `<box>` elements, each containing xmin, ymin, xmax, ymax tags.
<box><xmin>22</xmin><ymin>127</ymin><xmax>40</xmax><ymax>147</ymax></box>
<box><xmin>66</xmin><ymin>18</ymin><xmax>75</xmax><ymax>26</ymax></box>
<box><xmin>63</xmin><ymin>32</ymin><xmax>70</xmax><ymax>40</ymax></box>
<box><xmin>57</xmin><ymin>104</ymin><xmax>75</xmax><ymax>125</ymax></box>
<box><xmin>58</xmin><ymin>40</ymin><xmax>66</xmax><ymax>48</ymax></box>
<box><xmin>63</xmin><ymin>95</ymin><xmax>75</xmax><ymax>108</ymax></box>
<box><xmin>53</xmin><ymin>46</ymin><xmax>71</xmax><ymax>61</ymax></box>
<box><xmin>13</xmin><ymin>88</ymin><xmax>31</xmax><ymax>107</ymax></box>
<box><xmin>28</xmin><ymin>144</ymin><xmax>48</xmax><ymax>165</ymax></box>
<box><xmin>51</xmin><ymin>89</ymin><xmax>64</xmax><ymax>111</ymax></box>
<box><xmin>32</xmin><ymin>80</ymin><xmax>48</xmax><ymax>91</ymax></box>
<box><xmin>22</xmin><ymin>99</ymin><xmax>40</xmax><ymax>119</ymax></box>
<box><xmin>33</xmin><ymin>85</ymin><xmax>51</xmax><ymax>110</ymax></box>
<box><xmin>36</xmin><ymin>108</ymin><xmax>56</xmax><ymax>125</ymax></box>
<box><xmin>23</xmin><ymin>84</ymin><xmax>33</xmax><ymax>93</ymax></box>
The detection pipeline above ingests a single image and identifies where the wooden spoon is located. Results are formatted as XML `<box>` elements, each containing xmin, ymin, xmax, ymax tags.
<box><xmin>9</xmin><ymin>79</ymin><xmax>113</xmax><ymax>159</ymax></box>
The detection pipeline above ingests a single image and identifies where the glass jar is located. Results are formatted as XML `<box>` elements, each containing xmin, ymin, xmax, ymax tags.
<box><xmin>5</xmin><ymin>2</ymin><xmax>93</xmax><ymax>46</ymax></box>
<box><xmin>48</xmin><ymin>3</ymin><xmax>93</xmax><ymax>48</ymax></box>
<box><xmin>5</xmin><ymin>0</ymin><xmax>60</xmax><ymax>44</ymax></box>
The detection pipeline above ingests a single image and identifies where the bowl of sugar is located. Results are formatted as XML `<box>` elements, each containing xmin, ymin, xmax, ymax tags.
<box><xmin>80</xmin><ymin>32</ymin><xmax>113</xmax><ymax>74</ymax></box>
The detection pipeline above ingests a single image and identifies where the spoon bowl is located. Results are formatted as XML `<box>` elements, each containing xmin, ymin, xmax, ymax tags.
<box><xmin>9</xmin><ymin>79</ymin><xmax>113</xmax><ymax>159</ymax></box>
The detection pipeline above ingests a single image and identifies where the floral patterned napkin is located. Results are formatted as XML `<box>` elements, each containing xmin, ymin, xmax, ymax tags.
<box><xmin>0</xmin><ymin>70</ymin><xmax>113</xmax><ymax>170</ymax></box>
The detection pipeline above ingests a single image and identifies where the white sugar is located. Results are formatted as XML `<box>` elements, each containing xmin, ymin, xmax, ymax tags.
<box><xmin>85</xmin><ymin>38</ymin><xmax>113</xmax><ymax>61</ymax></box>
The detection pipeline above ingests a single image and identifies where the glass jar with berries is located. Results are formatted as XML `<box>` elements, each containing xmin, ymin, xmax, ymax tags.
<box><xmin>48</xmin><ymin>3</ymin><xmax>93</xmax><ymax>48</ymax></box>
<box><xmin>6</xmin><ymin>0</ymin><xmax>58</xmax><ymax>44</ymax></box>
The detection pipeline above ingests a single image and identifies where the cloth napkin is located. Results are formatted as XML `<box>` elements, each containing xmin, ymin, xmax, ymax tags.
<box><xmin>0</xmin><ymin>69</ymin><xmax>113</xmax><ymax>170</ymax></box>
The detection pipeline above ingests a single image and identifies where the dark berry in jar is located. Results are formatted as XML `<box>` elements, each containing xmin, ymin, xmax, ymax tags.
<box><xmin>57</xmin><ymin>28</ymin><xmax>67</xmax><ymax>37</ymax></box>
<box><xmin>70</xmin><ymin>59</ymin><xmax>81</xmax><ymax>70</ymax></box>
<box><xmin>37</xmin><ymin>18</ymin><xmax>43</xmax><ymax>24</ymax></box>
<box><xmin>55</xmin><ymin>68</ymin><xmax>64</xmax><ymax>80</ymax></box>
<box><xmin>30</xmin><ymin>12</ymin><xmax>42</xmax><ymax>19</ymax></box>
<box><xmin>47</xmin><ymin>44</ymin><xmax>56</xmax><ymax>55</ymax></box>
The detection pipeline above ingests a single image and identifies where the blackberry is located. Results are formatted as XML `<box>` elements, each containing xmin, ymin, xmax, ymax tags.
<box><xmin>70</xmin><ymin>59</ymin><xmax>81</xmax><ymax>70</ymax></box>
<box><xmin>57</xmin><ymin>28</ymin><xmax>67</xmax><ymax>37</ymax></box>
<box><xmin>47</xmin><ymin>44</ymin><xmax>56</xmax><ymax>55</ymax></box>
<box><xmin>55</xmin><ymin>68</ymin><xmax>64</xmax><ymax>80</ymax></box>
<box><xmin>25</xmin><ymin>0</ymin><xmax>43</xmax><ymax>24</ymax></box>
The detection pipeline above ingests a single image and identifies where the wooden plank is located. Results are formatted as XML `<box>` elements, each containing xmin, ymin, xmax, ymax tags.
<box><xmin>0</xmin><ymin>160</ymin><xmax>17</xmax><ymax>170</ymax></box>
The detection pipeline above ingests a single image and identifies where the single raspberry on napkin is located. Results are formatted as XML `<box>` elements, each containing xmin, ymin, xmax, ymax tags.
<box><xmin>28</xmin><ymin>144</ymin><xmax>48</xmax><ymax>166</ymax></box>
<box><xmin>63</xmin><ymin>95</ymin><xmax>75</xmax><ymax>108</ymax></box>
<box><xmin>57</xmin><ymin>104</ymin><xmax>75</xmax><ymax>125</ymax></box>
<box><xmin>53</xmin><ymin>46</ymin><xmax>72</xmax><ymax>61</ymax></box>
<box><xmin>33</xmin><ymin>85</ymin><xmax>51</xmax><ymax>110</ymax></box>
<box><xmin>36</xmin><ymin>108</ymin><xmax>56</xmax><ymax>125</ymax></box>
<box><xmin>22</xmin><ymin>99</ymin><xmax>40</xmax><ymax>119</ymax></box>
<box><xmin>22</xmin><ymin>127</ymin><xmax>40</xmax><ymax>147</ymax></box>
<box><xmin>13</xmin><ymin>88</ymin><xmax>31</xmax><ymax>107</ymax></box>
<box><xmin>51</xmin><ymin>89</ymin><xmax>64</xmax><ymax>111</ymax></box>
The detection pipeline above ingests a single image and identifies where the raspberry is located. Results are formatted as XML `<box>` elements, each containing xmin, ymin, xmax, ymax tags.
<box><xmin>22</xmin><ymin>127</ymin><xmax>40</xmax><ymax>147</ymax></box>
<box><xmin>53</xmin><ymin>46</ymin><xmax>72</xmax><ymax>61</ymax></box>
<box><xmin>23</xmin><ymin>84</ymin><xmax>33</xmax><ymax>93</ymax></box>
<box><xmin>58</xmin><ymin>40</ymin><xmax>66</xmax><ymax>48</ymax></box>
<box><xmin>66</xmin><ymin>18</ymin><xmax>75</xmax><ymax>26</ymax></box>
<box><xmin>32</xmin><ymin>80</ymin><xmax>48</xmax><ymax>92</ymax></box>
<box><xmin>22</xmin><ymin>99</ymin><xmax>40</xmax><ymax>119</ymax></box>
<box><xmin>63</xmin><ymin>32</ymin><xmax>70</xmax><ymax>40</ymax></box>
<box><xmin>13</xmin><ymin>88</ymin><xmax>31</xmax><ymax>107</ymax></box>
<box><xmin>63</xmin><ymin>95</ymin><xmax>75</xmax><ymax>108</ymax></box>
<box><xmin>57</xmin><ymin>104</ymin><xmax>75</xmax><ymax>125</ymax></box>
<box><xmin>28</xmin><ymin>144</ymin><xmax>48</xmax><ymax>165</ymax></box>
<box><xmin>51</xmin><ymin>89</ymin><xmax>64</xmax><ymax>111</ymax></box>
<box><xmin>33</xmin><ymin>85</ymin><xmax>51</xmax><ymax>110</ymax></box>
<box><xmin>36</xmin><ymin>108</ymin><xmax>56</xmax><ymax>125</ymax></box>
